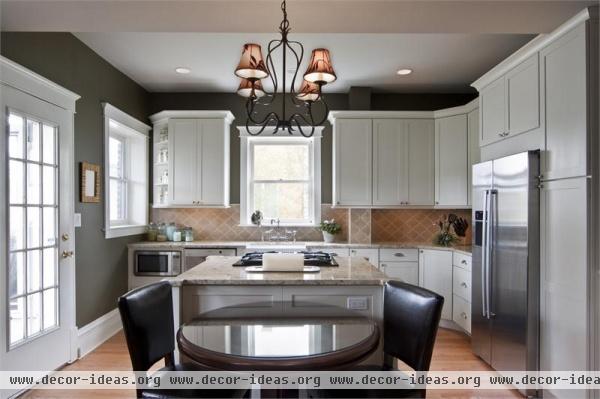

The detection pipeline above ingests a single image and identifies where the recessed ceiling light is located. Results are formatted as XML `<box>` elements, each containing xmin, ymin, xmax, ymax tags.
<box><xmin>175</xmin><ymin>67</ymin><xmax>191</xmax><ymax>74</ymax></box>
<box><xmin>396</xmin><ymin>68</ymin><xmax>413</xmax><ymax>76</ymax></box>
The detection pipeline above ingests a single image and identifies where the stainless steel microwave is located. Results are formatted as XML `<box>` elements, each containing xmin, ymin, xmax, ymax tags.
<box><xmin>134</xmin><ymin>250</ymin><xmax>181</xmax><ymax>276</ymax></box>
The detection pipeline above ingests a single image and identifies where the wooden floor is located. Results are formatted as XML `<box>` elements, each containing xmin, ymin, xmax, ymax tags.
<box><xmin>22</xmin><ymin>328</ymin><xmax>521</xmax><ymax>399</ymax></box>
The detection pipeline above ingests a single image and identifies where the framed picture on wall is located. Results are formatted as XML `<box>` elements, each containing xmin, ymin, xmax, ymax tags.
<box><xmin>80</xmin><ymin>161</ymin><xmax>101</xmax><ymax>203</ymax></box>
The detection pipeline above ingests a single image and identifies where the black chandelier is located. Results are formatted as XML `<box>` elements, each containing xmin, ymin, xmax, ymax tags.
<box><xmin>234</xmin><ymin>0</ymin><xmax>337</xmax><ymax>137</ymax></box>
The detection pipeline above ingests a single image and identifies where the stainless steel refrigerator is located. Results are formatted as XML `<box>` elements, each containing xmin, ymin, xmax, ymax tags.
<box><xmin>472</xmin><ymin>151</ymin><xmax>540</xmax><ymax>379</ymax></box>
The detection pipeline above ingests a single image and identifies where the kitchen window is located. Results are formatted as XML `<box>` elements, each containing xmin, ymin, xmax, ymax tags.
<box><xmin>239</xmin><ymin>127</ymin><xmax>323</xmax><ymax>226</ymax></box>
<box><xmin>103</xmin><ymin>103</ymin><xmax>151</xmax><ymax>238</ymax></box>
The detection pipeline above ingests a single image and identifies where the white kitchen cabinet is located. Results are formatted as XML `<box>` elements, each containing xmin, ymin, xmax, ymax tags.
<box><xmin>479</xmin><ymin>54</ymin><xmax>540</xmax><ymax>147</ymax></box>
<box><xmin>541</xmin><ymin>177</ymin><xmax>588</xmax><ymax>375</ymax></box>
<box><xmin>435</xmin><ymin>114</ymin><xmax>468</xmax><ymax>207</ymax></box>
<box><xmin>419</xmin><ymin>249</ymin><xmax>453</xmax><ymax>320</ymax></box>
<box><xmin>407</xmin><ymin>119</ymin><xmax>435</xmax><ymax>205</ymax></box>
<box><xmin>349</xmin><ymin>248</ymin><xmax>379</xmax><ymax>266</ymax></box>
<box><xmin>452</xmin><ymin>294</ymin><xmax>471</xmax><ymax>334</ymax></box>
<box><xmin>467</xmin><ymin>107</ymin><xmax>479</xmax><ymax>206</ymax></box>
<box><xmin>150</xmin><ymin>111</ymin><xmax>234</xmax><ymax>208</ymax></box>
<box><xmin>541</xmin><ymin>24</ymin><xmax>588</xmax><ymax>180</ymax></box>
<box><xmin>372</xmin><ymin>119</ymin><xmax>408</xmax><ymax>205</ymax></box>
<box><xmin>480</xmin><ymin>76</ymin><xmax>506</xmax><ymax>146</ymax></box>
<box><xmin>379</xmin><ymin>261</ymin><xmax>419</xmax><ymax>286</ymax></box>
<box><xmin>333</xmin><ymin>119</ymin><xmax>372</xmax><ymax>206</ymax></box>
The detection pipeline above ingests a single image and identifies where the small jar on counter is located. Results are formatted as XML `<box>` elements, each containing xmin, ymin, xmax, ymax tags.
<box><xmin>183</xmin><ymin>227</ymin><xmax>194</xmax><ymax>242</ymax></box>
<box><xmin>172</xmin><ymin>229</ymin><xmax>182</xmax><ymax>242</ymax></box>
<box><xmin>146</xmin><ymin>223</ymin><xmax>158</xmax><ymax>241</ymax></box>
<box><xmin>165</xmin><ymin>223</ymin><xmax>177</xmax><ymax>241</ymax></box>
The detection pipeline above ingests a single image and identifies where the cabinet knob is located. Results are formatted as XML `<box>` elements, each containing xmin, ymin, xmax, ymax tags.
<box><xmin>461</xmin><ymin>312</ymin><xmax>467</xmax><ymax>319</ymax></box>
<box><xmin>435</xmin><ymin>201</ymin><xmax>439</xmax><ymax>205</ymax></box>
<box><xmin>394</xmin><ymin>253</ymin><xmax>405</xmax><ymax>257</ymax></box>
<box><xmin>461</xmin><ymin>282</ymin><xmax>468</xmax><ymax>288</ymax></box>
<box><xmin>461</xmin><ymin>259</ymin><xmax>467</xmax><ymax>265</ymax></box>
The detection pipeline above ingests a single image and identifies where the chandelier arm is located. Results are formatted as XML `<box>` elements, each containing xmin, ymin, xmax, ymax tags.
<box><xmin>310</xmin><ymin>95</ymin><xmax>330</xmax><ymax>126</ymax></box>
<box><xmin>285</xmin><ymin>40</ymin><xmax>306</xmax><ymax>107</ymax></box>
<box><xmin>289</xmin><ymin>114</ymin><xmax>316</xmax><ymax>137</ymax></box>
<box><xmin>246</xmin><ymin>98</ymin><xmax>281</xmax><ymax>127</ymax></box>
<box><xmin>265</xmin><ymin>38</ymin><xmax>283</xmax><ymax>93</ymax></box>
<box><xmin>245</xmin><ymin>112</ymin><xmax>280</xmax><ymax>136</ymax></box>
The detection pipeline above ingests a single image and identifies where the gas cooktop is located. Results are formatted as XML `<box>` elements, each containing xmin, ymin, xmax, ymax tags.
<box><xmin>232</xmin><ymin>251</ymin><xmax>339</xmax><ymax>267</ymax></box>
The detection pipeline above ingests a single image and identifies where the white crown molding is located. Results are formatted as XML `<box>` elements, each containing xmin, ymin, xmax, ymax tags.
<box><xmin>433</xmin><ymin>99</ymin><xmax>479</xmax><ymax>118</ymax></box>
<box><xmin>237</xmin><ymin>125</ymin><xmax>324</xmax><ymax>138</ymax></box>
<box><xmin>471</xmin><ymin>7</ymin><xmax>594</xmax><ymax>91</ymax></box>
<box><xmin>149</xmin><ymin>110</ymin><xmax>235</xmax><ymax>124</ymax></box>
<box><xmin>102</xmin><ymin>102</ymin><xmax>151</xmax><ymax>133</ymax></box>
<box><xmin>328</xmin><ymin>110</ymin><xmax>434</xmax><ymax>123</ymax></box>
<box><xmin>77</xmin><ymin>308</ymin><xmax>122</xmax><ymax>358</ymax></box>
<box><xmin>0</xmin><ymin>55</ymin><xmax>80</xmax><ymax>112</ymax></box>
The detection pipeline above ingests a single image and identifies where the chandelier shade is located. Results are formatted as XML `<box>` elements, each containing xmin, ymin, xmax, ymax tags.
<box><xmin>304</xmin><ymin>48</ymin><xmax>337</xmax><ymax>84</ymax></box>
<box><xmin>237</xmin><ymin>78</ymin><xmax>266</xmax><ymax>98</ymax></box>
<box><xmin>296</xmin><ymin>80</ymin><xmax>321</xmax><ymax>102</ymax></box>
<box><xmin>235</xmin><ymin>43</ymin><xmax>269</xmax><ymax>80</ymax></box>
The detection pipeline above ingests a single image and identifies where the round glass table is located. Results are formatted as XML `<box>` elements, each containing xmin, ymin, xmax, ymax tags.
<box><xmin>177</xmin><ymin>301</ymin><xmax>380</xmax><ymax>370</ymax></box>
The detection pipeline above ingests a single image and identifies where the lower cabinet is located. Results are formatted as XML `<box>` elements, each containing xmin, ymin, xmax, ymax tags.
<box><xmin>452</xmin><ymin>295</ymin><xmax>471</xmax><ymax>333</ymax></box>
<box><xmin>452</xmin><ymin>256</ymin><xmax>472</xmax><ymax>334</ymax></box>
<box><xmin>379</xmin><ymin>262</ymin><xmax>419</xmax><ymax>286</ymax></box>
<box><xmin>418</xmin><ymin>249</ymin><xmax>453</xmax><ymax>320</ymax></box>
<box><xmin>349</xmin><ymin>248</ymin><xmax>379</xmax><ymax>266</ymax></box>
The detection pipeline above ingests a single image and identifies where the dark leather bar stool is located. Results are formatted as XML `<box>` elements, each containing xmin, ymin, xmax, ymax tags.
<box><xmin>118</xmin><ymin>282</ymin><xmax>248</xmax><ymax>398</ymax></box>
<box><xmin>309</xmin><ymin>281</ymin><xmax>444</xmax><ymax>398</ymax></box>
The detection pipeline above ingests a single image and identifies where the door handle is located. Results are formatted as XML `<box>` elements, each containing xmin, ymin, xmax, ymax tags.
<box><xmin>61</xmin><ymin>233</ymin><xmax>70</xmax><ymax>241</ymax></box>
<box><xmin>62</xmin><ymin>250</ymin><xmax>74</xmax><ymax>259</ymax></box>
<box><xmin>481</xmin><ymin>190</ymin><xmax>489</xmax><ymax>318</ymax></box>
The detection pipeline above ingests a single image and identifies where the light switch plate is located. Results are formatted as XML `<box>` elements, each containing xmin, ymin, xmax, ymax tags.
<box><xmin>74</xmin><ymin>213</ymin><xmax>82</xmax><ymax>228</ymax></box>
<box><xmin>347</xmin><ymin>296</ymin><xmax>369</xmax><ymax>310</ymax></box>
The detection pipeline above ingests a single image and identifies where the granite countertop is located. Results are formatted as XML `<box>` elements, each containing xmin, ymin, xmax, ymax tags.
<box><xmin>128</xmin><ymin>240</ymin><xmax>472</xmax><ymax>255</ymax></box>
<box><xmin>166</xmin><ymin>256</ymin><xmax>388</xmax><ymax>286</ymax></box>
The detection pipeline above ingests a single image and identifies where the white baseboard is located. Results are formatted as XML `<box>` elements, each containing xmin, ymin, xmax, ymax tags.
<box><xmin>77</xmin><ymin>308</ymin><xmax>122</xmax><ymax>358</ymax></box>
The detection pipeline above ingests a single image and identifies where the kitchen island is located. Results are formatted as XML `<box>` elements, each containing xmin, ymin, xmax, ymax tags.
<box><xmin>167</xmin><ymin>255</ymin><xmax>388</xmax><ymax>364</ymax></box>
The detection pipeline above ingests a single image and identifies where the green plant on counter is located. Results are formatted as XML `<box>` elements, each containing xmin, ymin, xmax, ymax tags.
<box><xmin>433</xmin><ymin>215</ymin><xmax>459</xmax><ymax>247</ymax></box>
<box><xmin>318</xmin><ymin>219</ymin><xmax>342</xmax><ymax>235</ymax></box>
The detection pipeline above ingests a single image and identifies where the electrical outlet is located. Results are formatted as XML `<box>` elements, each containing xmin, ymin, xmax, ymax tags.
<box><xmin>347</xmin><ymin>296</ymin><xmax>369</xmax><ymax>310</ymax></box>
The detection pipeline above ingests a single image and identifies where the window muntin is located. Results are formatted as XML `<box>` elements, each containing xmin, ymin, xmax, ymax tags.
<box><xmin>7</xmin><ymin>111</ymin><xmax>59</xmax><ymax>348</ymax></box>
<box><xmin>247</xmin><ymin>138</ymin><xmax>315</xmax><ymax>225</ymax></box>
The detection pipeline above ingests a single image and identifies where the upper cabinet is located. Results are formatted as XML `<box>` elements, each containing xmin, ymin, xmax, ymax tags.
<box><xmin>329</xmin><ymin>107</ymin><xmax>472</xmax><ymax>209</ymax></box>
<box><xmin>149</xmin><ymin>111</ymin><xmax>234</xmax><ymax>208</ymax></box>
<box><xmin>479</xmin><ymin>54</ymin><xmax>540</xmax><ymax>146</ymax></box>
<box><xmin>541</xmin><ymin>24</ymin><xmax>588</xmax><ymax>180</ymax></box>
<box><xmin>435</xmin><ymin>114</ymin><xmax>468</xmax><ymax>206</ymax></box>
<box><xmin>333</xmin><ymin>118</ymin><xmax>373</xmax><ymax>206</ymax></box>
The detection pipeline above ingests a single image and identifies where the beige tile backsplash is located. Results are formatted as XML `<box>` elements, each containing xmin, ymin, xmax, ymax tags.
<box><xmin>152</xmin><ymin>206</ymin><xmax>471</xmax><ymax>245</ymax></box>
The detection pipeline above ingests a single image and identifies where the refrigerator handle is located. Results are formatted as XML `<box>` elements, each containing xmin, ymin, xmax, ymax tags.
<box><xmin>487</xmin><ymin>189</ymin><xmax>498</xmax><ymax>319</ymax></box>
<box><xmin>481</xmin><ymin>190</ymin><xmax>489</xmax><ymax>318</ymax></box>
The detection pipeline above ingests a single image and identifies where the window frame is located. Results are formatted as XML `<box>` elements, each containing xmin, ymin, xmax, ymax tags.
<box><xmin>238</xmin><ymin>126</ymin><xmax>323</xmax><ymax>227</ymax></box>
<box><xmin>102</xmin><ymin>103</ymin><xmax>151</xmax><ymax>239</ymax></box>
<box><xmin>107</xmin><ymin>133</ymin><xmax>128</xmax><ymax>226</ymax></box>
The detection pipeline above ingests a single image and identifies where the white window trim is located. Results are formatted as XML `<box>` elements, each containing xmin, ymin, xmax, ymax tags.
<box><xmin>238</xmin><ymin>126</ymin><xmax>322</xmax><ymax>227</ymax></box>
<box><xmin>102</xmin><ymin>103</ymin><xmax>151</xmax><ymax>239</ymax></box>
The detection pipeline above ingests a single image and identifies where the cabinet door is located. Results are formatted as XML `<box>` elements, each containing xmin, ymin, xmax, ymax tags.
<box><xmin>169</xmin><ymin>119</ymin><xmax>197</xmax><ymax>205</ymax></box>
<box><xmin>506</xmin><ymin>54</ymin><xmax>540</xmax><ymax>137</ymax></box>
<box><xmin>372</xmin><ymin>119</ymin><xmax>408</xmax><ymax>205</ymax></box>
<box><xmin>541</xmin><ymin>24</ymin><xmax>588</xmax><ymax>180</ymax></box>
<box><xmin>349</xmin><ymin>248</ymin><xmax>379</xmax><ymax>266</ymax></box>
<box><xmin>407</xmin><ymin>119</ymin><xmax>435</xmax><ymax>205</ymax></box>
<box><xmin>380</xmin><ymin>261</ymin><xmax>418</xmax><ymax>286</ymax></box>
<box><xmin>435</xmin><ymin>114</ymin><xmax>468</xmax><ymax>206</ymax></box>
<box><xmin>419</xmin><ymin>249</ymin><xmax>453</xmax><ymax>320</ymax></box>
<box><xmin>541</xmin><ymin>177</ymin><xmax>588</xmax><ymax>379</ymax></box>
<box><xmin>198</xmin><ymin>119</ymin><xmax>228</xmax><ymax>206</ymax></box>
<box><xmin>334</xmin><ymin>119</ymin><xmax>372</xmax><ymax>206</ymax></box>
<box><xmin>467</xmin><ymin>108</ymin><xmax>479</xmax><ymax>206</ymax></box>
<box><xmin>480</xmin><ymin>76</ymin><xmax>507</xmax><ymax>146</ymax></box>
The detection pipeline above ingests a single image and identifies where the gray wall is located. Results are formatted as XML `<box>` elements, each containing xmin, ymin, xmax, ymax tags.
<box><xmin>150</xmin><ymin>91</ymin><xmax>477</xmax><ymax>203</ymax></box>
<box><xmin>1</xmin><ymin>33</ymin><xmax>151</xmax><ymax>326</ymax></box>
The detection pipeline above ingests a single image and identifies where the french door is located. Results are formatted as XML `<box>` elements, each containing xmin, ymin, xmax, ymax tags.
<box><xmin>1</xmin><ymin>83</ymin><xmax>76</xmax><ymax>392</ymax></box>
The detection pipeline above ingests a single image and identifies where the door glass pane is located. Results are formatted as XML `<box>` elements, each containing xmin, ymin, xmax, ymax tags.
<box><xmin>9</xmin><ymin>252</ymin><xmax>25</xmax><ymax>297</ymax></box>
<box><xmin>8</xmin><ymin>113</ymin><xmax>25</xmax><ymax>159</ymax></box>
<box><xmin>27</xmin><ymin>207</ymin><xmax>41</xmax><ymax>248</ymax></box>
<box><xmin>9</xmin><ymin>207</ymin><xmax>24</xmax><ymax>250</ymax></box>
<box><xmin>43</xmin><ymin>207</ymin><xmax>56</xmax><ymax>247</ymax></box>
<box><xmin>43</xmin><ymin>289</ymin><xmax>57</xmax><ymax>330</ymax></box>
<box><xmin>27</xmin><ymin>292</ymin><xmax>42</xmax><ymax>336</ymax></box>
<box><xmin>27</xmin><ymin>120</ymin><xmax>41</xmax><ymax>162</ymax></box>
<box><xmin>43</xmin><ymin>166</ymin><xmax>56</xmax><ymax>205</ymax></box>
<box><xmin>27</xmin><ymin>163</ymin><xmax>41</xmax><ymax>204</ymax></box>
<box><xmin>42</xmin><ymin>124</ymin><xmax>56</xmax><ymax>165</ymax></box>
<box><xmin>9</xmin><ymin>297</ymin><xmax>25</xmax><ymax>345</ymax></box>
<box><xmin>9</xmin><ymin>160</ymin><xmax>24</xmax><ymax>204</ymax></box>
<box><xmin>27</xmin><ymin>250</ymin><xmax>41</xmax><ymax>292</ymax></box>
<box><xmin>43</xmin><ymin>248</ymin><xmax>57</xmax><ymax>288</ymax></box>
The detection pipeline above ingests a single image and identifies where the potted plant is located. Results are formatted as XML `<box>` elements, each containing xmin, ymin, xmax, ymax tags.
<box><xmin>433</xmin><ymin>215</ymin><xmax>459</xmax><ymax>247</ymax></box>
<box><xmin>318</xmin><ymin>219</ymin><xmax>341</xmax><ymax>243</ymax></box>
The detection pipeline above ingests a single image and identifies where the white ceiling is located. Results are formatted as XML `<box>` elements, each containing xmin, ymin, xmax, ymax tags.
<box><xmin>74</xmin><ymin>32</ymin><xmax>534</xmax><ymax>93</ymax></box>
